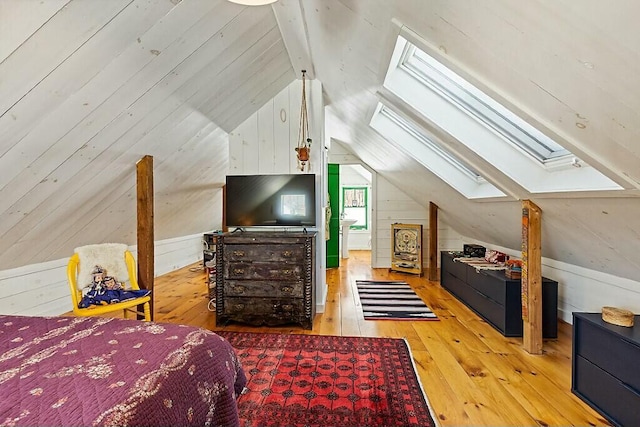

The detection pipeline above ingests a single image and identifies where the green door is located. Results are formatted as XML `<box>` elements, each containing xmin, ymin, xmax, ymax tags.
<box><xmin>326</xmin><ymin>163</ymin><xmax>340</xmax><ymax>268</ymax></box>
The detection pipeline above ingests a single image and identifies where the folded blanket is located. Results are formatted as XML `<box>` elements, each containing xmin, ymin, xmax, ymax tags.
<box><xmin>78</xmin><ymin>288</ymin><xmax>151</xmax><ymax>308</ymax></box>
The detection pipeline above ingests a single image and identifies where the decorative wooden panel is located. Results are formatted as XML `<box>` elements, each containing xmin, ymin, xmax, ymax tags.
<box><xmin>390</xmin><ymin>223</ymin><xmax>423</xmax><ymax>276</ymax></box>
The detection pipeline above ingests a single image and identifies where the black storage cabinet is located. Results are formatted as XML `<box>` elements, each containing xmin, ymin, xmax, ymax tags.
<box><xmin>440</xmin><ymin>252</ymin><xmax>558</xmax><ymax>338</ymax></box>
<box><xmin>572</xmin><ymin>312</ymin><xmax>640</xmax><ymax>426</ymax></box>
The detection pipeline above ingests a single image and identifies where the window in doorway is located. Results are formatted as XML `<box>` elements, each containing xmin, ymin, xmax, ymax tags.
<box><xmin>342</xmin><ymin>187</ymin><xmax>368</xmax><ymax>230</ymax></box>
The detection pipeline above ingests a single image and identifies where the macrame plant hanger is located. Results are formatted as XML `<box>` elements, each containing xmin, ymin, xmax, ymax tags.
<box><xmin>296</xmin><ymin>70</ymin><xmax>311</xmax><ymax>172</ymax></box>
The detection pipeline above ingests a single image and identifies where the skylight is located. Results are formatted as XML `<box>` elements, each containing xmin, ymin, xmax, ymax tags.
<box><xmin>370</xmin><ymin>102</ymin><xmax>506</xmax><ymax>200</ymax></box>
<box><xmin>378</xmin><ymin>31</ymin><xmax>623</xmax><ymax>195</ymax></box>
<box><xmin>407</xmin><ymin>47</ymin><xmax>570</xmax><ymax>164</ymax></box>
<box><xmin>380</xmin><ymin>105</ymin><xmax>483</xmax><ymax>181</ymax></box>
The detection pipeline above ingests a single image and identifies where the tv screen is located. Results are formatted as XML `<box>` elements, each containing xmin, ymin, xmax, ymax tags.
<box><xmin>225</xmin><ymin>174</ymin><xmax>316</xmax><ymax>228</ymax></box>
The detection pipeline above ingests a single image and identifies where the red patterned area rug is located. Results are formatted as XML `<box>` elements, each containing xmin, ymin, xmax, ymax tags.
<box><xmin>217</xmin><ymin>331</ymin><xmax>437</xmax><ymax>427</ymax></box>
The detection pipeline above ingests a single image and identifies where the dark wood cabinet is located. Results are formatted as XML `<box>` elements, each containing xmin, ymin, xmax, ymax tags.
<box><xmin>215</xmin><ymin>232</ymin><xmax>316</xmax><ymax>329</ymax></box>
<box><xmin>572</xmin><ymin>312</ymin><xmax>640</xmax><ymax>426</ymax></box>
<box><xmin>440</xmin><ymin>252</ymin><xmax>558</xmax><ymax>337</ymax></box>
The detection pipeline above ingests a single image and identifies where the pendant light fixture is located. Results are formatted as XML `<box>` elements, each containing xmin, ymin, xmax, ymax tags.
<box><xmin>296</xmin><ymin>70</ymin><xmax>311</xmax><ymax>172</ymax></box>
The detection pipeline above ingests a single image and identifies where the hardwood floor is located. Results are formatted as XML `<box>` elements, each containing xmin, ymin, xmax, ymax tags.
<box><xmin>150</xmin><ymin>250</ymin><xmax>607</xmax><ymax>426</ymax></box>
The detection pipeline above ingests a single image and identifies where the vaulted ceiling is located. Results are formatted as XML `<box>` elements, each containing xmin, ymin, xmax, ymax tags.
<box><xmin>1</xmin><ymin>0</ymin><xmax>639</xmax><ymax>283</ymax></box>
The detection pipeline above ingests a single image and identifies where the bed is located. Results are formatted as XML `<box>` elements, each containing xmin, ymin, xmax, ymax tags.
<box><xmin>0</xmin><ymin>314</ymin><xmax>246</xmax><ymax>427</ymax></box>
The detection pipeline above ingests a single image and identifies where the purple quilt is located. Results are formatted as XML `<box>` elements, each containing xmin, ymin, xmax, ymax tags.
<box><xmin>0</xmin><ymin>315</ymin><xmax>246</xmax><ymax>427</ymax></box>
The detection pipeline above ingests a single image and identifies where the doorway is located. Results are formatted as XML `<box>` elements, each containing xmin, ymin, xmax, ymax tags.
<box><xmin>338</xmin><ymin>164</ymin><xmax>372</xmax><ymax>263</ymax></box>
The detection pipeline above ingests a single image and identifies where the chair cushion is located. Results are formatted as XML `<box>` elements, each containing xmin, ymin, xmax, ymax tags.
<box><xmin>74</xmin><ymin>243</ymin><xmax>130</xmax><ymax>290</ymax></box>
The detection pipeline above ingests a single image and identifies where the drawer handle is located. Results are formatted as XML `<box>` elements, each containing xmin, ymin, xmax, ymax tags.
<box><xmin>282</xmin><ymin>269</ymin><xmax>293</xmax><ymax>276</ymax></box>
<box><xmin>232</xmin><ymin>285</ymin><xmax>245</xmax><ymax>294</ymax></box>
<box><xmin>233</xmin><ymin>268</ymin><xmax>245</xmax><ymax>275</ymax></box>
<box><xmin>281</xmin><ymin>286</ymin><xmax>293</xmax><ymax>294</ymax></box>
<box><xmin>234</xmin><ymin>303</ymin><xmax>245</xmax><ymax>311</ymax></box>
<box><xmin>281</xmin><ymin>304</ymin><xmax>294</xmax><ymax>311</ymax></box>
<box><xmin>232</xmin><ymin>250</ymin><xmax>245</xmax><ymax>257</ymax></box>
<box><xmin>282</xmin><ymin>250</ymin><xmax>293</xmax><ymax>257</ymax></box>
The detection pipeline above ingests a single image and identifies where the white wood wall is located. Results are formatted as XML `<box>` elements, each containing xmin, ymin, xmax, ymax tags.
<box><xmin>228</xmin><ymin>79</ymin><xmax>328</xmax><ymax>312</ymax></box>
<box><xmin>0</xmin><ymin>234</ymin><xmax>207</xmax><ymax>317</ymax></box>
<box><xmin>373</xmin><ymin>175</ymin><xmax>463</xmax><ymax>269</ymax></box>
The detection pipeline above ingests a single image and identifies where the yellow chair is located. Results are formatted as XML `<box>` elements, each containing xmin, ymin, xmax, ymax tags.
<box><xmin>67</xmin><ymin>244</ymin><xmax>152</xmax><ymax>321</ymax></box>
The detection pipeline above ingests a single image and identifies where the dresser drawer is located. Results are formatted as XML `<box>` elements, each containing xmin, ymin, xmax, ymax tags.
<box><xmin>224</xmin><ymin>280</ymin><xmax>303</xmax><ymax>298</ymax></box>
<box><xmin>224</xmin><ymin>297</ymin><xmax>304</xmax><ymax>316</ymax></box>
<box><xmin>450</xmin><ymin>258</ymin><xmax>468</xmax><ymax>281</ymax></box>
<box><xmin>463</xmin><ymin>287</ymin><xmax>505</xmax><ymax>333</ymax></box>
<box><xmin>574</xmin><ymin>355</ymin><xmax>640</xmax><ymax>427</ymax></box>
<box><xmin>224</xmin><ymin>262</ymin><xmax>303</xmax><ymax>281</ymax></box>
<box><xmin>575</xmin><ymin>317</ymin><xmax>640</xmax><ymax>392</ymax></box>
<box><xmin>223</xmin><ymin>244</ymin><xmax>305</xmax><ymax>262</ymax></box>
<box><xmin>441</xmin><ymin>271</ymin><xmax>470</xmax><ymax>302</ymax></box>
<box><xmin>466</xmin><ymin>269</ymin><xmax>506</xmax><ymax>306</ymax></box>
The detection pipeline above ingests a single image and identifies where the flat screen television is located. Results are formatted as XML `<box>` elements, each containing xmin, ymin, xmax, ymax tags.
<box><xmin>225</xmin><ymin>174</ymin><xmax>316</xmax><ymax>228</ymax></box>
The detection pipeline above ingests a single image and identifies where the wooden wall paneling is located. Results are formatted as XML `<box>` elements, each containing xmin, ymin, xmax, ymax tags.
<box><xmin>289</xmin><ymin>79</ymin><xmax>303</xmax><ymax>173</ymax></box>
<box><xmin>258</xmin><ymin>101</ymin><xmax>276</xmax><ymax>174</ymax></box>
<box><xmin>99</xmin><ymin>120</ymin><xmax>223</xmax><ymax>235</ymax></box>
<box><xmin>0</xmin><ymin>3</ymin><xmax>257</xmax><ymax>264</ymax></box>
<box><xmin>0</xmin><ymin>0</ymin><xmax>236</xmax><ymax>239</ymax></box>
<box><xmin>0</xmin><ymin>263</ymin><xmax>69</xmax><ymax>316</ymax></box>
<box><xmin>0</xmin><ymin>0</ymin><xmax>131</xmax><ymax>121</ymax></box>
<box><xmin>10</xmin><ymin>109</ymin><xmax>214</xmax><ymax>265</ymax></box>
<box><xmin>271</xmin><ymin>0</ymin><xmax>315</xmax><ymax>79</ymax></box>
<box><xmin>228</xmin><ymin>129</ymin><xmax>243</xmax><ymax>174</ymax></box>
<box><xmin>1</xmin><ymin>0</ymin><xmax>211</xmax><ymax>191</ymax></box>
<box><xmin>230</xmin><ymin>119</ymin><xmax>252</xmax><ymax>174</ymax></box>
<box><xmin>8</xmin><ymin>106</ymin><xmax>211</xmax><ymax>258</ymax></box>
<box><xmin>137</xmin><ymin>155</ymin><xmax>154</xmax><ymax>320</ymax></box>
<box><xmin>2</xmin><ymin>170</ymin><xmax>135</xmax><ymax>268</ymax></box>
<box><xmin>308</xmin><ymin>79</ymin><xmax>325</xmax><ymax>178</ymax></box>
<box><xmin>151</xmin><ymin>235</ymin><xmax>204</xmax><ymax>277</ymax></box>
<box><xmin>375</xmin><ymin>175</ymin><xmax>429</xmax><ymax>267</ymax></box>
<box><xmin>522</xmin><ymin>199</ymin><xmax>543</xmax><ymax>354</ymax></box>
<box><xmin>135</xmin><ymin>126</ymin><xmax>226</xmax><ymax>238</ymax></box>
<box><xmin>0</xmin><ymin>0</ymin><xmax>70</xmax><ymax>63</ymax></box>
<box><xmin>223</xmin><ymin>70</ymin><xmax>295</xmax><ymax>137</ymax></box>
<box><xmin>210</xmin><ymin>41</ymin><xmax>292</xmax><ymax>133</ymax></box>
<box><xmin>0</xmin><ymin>0</ymin><xmax>172</xmax><ymax>157</ymax></box>
<box><xmin>242</xmin><ymin>114</ymin><xmax>260</xmax><ymax>175</ymax></box>
<box><xmin>273</xmin><ymin>86</ymin><xmax>293</xmax><ymax>172</ymax></box>
<box><xmin>195</xmin><ymin>20</ymin><xmax>283</xmax><ymax>119</ymax></box>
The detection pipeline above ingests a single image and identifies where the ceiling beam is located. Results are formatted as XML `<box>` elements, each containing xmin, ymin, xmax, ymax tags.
<box><xmin>271</xmin><ymin>0</ymin><xmax>315</xmax><ymax>79</ymax></box>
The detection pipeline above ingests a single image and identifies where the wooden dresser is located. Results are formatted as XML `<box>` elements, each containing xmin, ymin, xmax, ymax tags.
<box><xmin>215</xmin><ymin>231</ymin><xmax>316</xmax><ymax>329</ymax></box>
<box><xmin>572</xmin><ymin>312</ymin><xmax>640</xmax><ymax>426</ymax></box>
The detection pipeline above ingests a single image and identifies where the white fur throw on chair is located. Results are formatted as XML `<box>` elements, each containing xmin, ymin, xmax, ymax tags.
<box><xmin>75</xmin><ymin>243</ymin><xmax>130</xmax><ymax>290</ymax></box>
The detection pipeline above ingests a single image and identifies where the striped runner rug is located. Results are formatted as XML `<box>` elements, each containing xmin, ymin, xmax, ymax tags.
<box><xmin>355</xmin><ymin>280</ymin><xmax>438</xmax><ymax>320</ymax></box>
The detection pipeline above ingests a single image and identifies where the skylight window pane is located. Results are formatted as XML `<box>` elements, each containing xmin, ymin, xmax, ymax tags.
<box><xmin>381</xmin><ymin>31</ymin><xmax>622</xmax><ymax>194</ymax></box>
<box><xmin>380</xmin><ymin>106</ymin><xmax>483</xmax><ymax>181</ymax></box>
<box><xmin>405</xmin><ymin>44</ymin><xmax>570</xmax><ymax>163</ymax></box>
<box><xmin>369</xmin><ymin>102</ymin><xmax>505</xmax><ymax>199</ymax></box>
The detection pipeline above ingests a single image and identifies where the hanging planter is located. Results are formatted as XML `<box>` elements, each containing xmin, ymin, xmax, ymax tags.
<box><xmin>296</xmin><ymin>70</ymin><xmax>312</xmax><ymax>171</ymax></box>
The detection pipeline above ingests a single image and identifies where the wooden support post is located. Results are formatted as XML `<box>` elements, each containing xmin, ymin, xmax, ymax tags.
<box><xmin>522</xmin><ymin>200</ymin><xmax>542</xmax><ymax>354</ymax></box>
<box><xmin>137</xmin><ymin>155</ymin><xmax>154</xmax><ymax>320</ymax></box>
<box><xmin>428</xmin><ymin>202</ymin><xmax>439</xmax><ymax>281</ymax></box>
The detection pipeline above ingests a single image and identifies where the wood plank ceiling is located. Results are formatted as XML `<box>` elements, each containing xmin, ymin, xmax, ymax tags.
<box><xmin>1</xmin><ymin>0</ymin><xmax>639</xmax><ymax>285</ymax></box>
